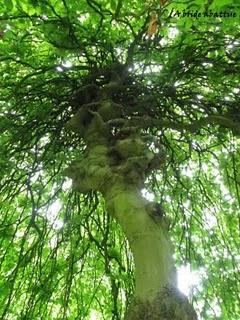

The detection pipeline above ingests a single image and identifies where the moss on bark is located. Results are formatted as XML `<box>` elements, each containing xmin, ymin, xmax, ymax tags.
<box><xmin>64</xmin><ymin>66</ymin><xmax>198</xmax><ymax>319</ymax></box>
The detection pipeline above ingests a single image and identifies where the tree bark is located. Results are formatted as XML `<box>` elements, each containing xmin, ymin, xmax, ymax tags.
<box><xmin>64</xmin><ymin>66</ymin><xmax>198</xmax><ymax>319</ymax></box>
<box><xmin>104</xmin><ymin>185</ymin><xmax>197</xmax><ymax>320</ymax></box>
<box><xmin>105</xmin><ymin>184</ymin><xmax>176</xmax><ymax>300</ymax></box>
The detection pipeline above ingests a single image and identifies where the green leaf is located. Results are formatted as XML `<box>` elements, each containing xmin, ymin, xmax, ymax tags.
<box><xmin>4</xmin><ymin>0</ymin><xmax>13</xmax><ymax>11</ymax></box>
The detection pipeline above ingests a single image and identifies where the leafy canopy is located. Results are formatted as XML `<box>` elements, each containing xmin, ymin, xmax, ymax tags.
<box><xmin>0</xmin><ymin>0</ymin><xmax>239</xmax><ymax>319</ymax></box>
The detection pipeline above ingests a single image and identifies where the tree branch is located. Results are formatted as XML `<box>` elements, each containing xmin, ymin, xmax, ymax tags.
<box><xmin>108</xmin><ymin>115</ymin><xmax>240</xmax><ymax>135</ymax></box>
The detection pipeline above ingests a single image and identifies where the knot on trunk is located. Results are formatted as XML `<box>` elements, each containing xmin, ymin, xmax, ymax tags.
<box><xmin>126</xmin><ymin>286</ymin><xmax>198</xmax><ymax>320</ymax></box>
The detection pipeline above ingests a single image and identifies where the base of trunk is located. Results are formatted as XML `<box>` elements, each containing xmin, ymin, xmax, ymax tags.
<box><xmin>125</xmin><ymin>286</ymin><xmax>198</xmax><ymax>320</ymax></box>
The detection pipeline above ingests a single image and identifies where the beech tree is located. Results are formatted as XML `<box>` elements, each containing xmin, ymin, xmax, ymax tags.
<box><xmin>0</xmin><ymin>0</ymin><xmax>239</xmax><ymax>319</ymax></box>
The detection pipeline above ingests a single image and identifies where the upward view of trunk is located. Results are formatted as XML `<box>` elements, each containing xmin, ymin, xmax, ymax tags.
<box><xmin>65</xmin><ymin>64</ymin><xmax>198</xmax><ymax>319</ymax></box>
<box><xmin>105</xmin><ymin>185</ymin><xmax>197</xmax><ymax>320</ymax></box>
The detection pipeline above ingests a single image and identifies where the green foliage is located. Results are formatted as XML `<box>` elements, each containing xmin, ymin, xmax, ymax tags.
<box><xmin>0</xmin><ymin>0</ymin><xmax>240</xmax><ymax>319</ymax></box>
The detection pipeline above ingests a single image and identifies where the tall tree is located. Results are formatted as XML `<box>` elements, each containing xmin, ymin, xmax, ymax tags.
<box><xmin>0</xmin><ymin>0</ymin><xmax>239</xmax><ymax>319</ymax></box>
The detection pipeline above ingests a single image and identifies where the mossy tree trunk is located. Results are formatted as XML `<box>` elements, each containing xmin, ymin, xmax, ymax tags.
<box><xmin>64</xmin><ymin>64</ymin><xmax>198</xmax><ymax>319</ymax></box>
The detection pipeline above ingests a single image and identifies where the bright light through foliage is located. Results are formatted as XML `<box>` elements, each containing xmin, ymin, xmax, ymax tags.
<box><xmin>177</xmin><ymin>264</ymin><xmax>204</xmax><ymax>296</ymax></box>
<box><xmin>0</xmin><ymin>0</ymin><xmax>240</xmax><ymax>319</ymax></box>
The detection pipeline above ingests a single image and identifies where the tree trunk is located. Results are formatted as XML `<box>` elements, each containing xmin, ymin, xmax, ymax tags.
<box><xmin>104</xmin><ymin>185</ymin><xmax>197</xmax><ymax>320</ymax></box>
<box><xmin>64</xmin><ymin>66</ymin><xmax>198</xmax><ymax>319</ymax></box>
<box><xmin>105</xmin><ymin>184</ymin><xmax>176</xmax><ymax>301</ymax></box>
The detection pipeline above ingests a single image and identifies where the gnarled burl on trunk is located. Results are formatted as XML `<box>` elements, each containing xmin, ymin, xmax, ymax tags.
<box><xmin>64</xmin><ymin>63</ymin><xmax>198</xmax><ymax>320</ymax></box>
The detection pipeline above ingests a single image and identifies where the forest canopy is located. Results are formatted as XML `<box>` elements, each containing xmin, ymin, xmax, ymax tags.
<box><xmin>0</xmin><ymin>0</ymin><xmax>239</xmax><ymax>319</ymax></box>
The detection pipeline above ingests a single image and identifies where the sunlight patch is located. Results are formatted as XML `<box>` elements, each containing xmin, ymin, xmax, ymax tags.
<box><xmin>56</xmin><ymin>66</ymin><xmax>64</xmax><ymax>72</ymax></box>
<box><xmin>45</xmin><ymin>199</ymin><xmax>64</xmax><ymax>230</ymax></box>
<box><xmin>62</xmin><ymin>178</ymin><xmax>72</xmax><ymax>191</ymax></box>
<box><xmin>90</xmin><ymin>310</ymin><xmax>102</xmax><ymax>320</ymax></box>
<box><xmin>141</xmin><ymin>189</ymin><xmax>154</xmax><ymax>201</ymax></box>
<box><xmin>62</xmin><ymin>61</ymin><xmax>73</xmax><ymax>68</ymax></box>
<box><xmin>168</xmin><ymin>27</ymin><xmax>179</xmax><ymax>39</ymax></box>
<box><xmin>177</xmin><ymin>264</ymin><xmax>204</xmax><ymax>296</ymax></box>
